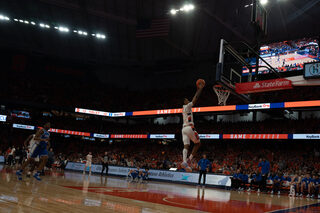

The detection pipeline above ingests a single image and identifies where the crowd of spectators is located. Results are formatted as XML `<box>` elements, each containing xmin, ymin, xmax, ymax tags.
<box><xmin>1</xmin><ymin>123</ymin><xmax>319</xmax><ymax>197</ymax></box>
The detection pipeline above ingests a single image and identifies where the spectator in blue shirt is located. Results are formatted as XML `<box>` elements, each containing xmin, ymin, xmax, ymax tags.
<box><xmin>197</xmin><ymin>154</ymin><xmax>211</xmax><ymax>186</ymax></box>
<box><xmin>313</xmin><ymin>174</ymin><xmax>320</xmax><ymax>199</ymax></box>
<box><xmin>271</xmin><ymin>172</ymin><xmax>284</xmax><ymax>195</ymax></box>
<box><xmin>258</xmin><ymin>157</ymin><xmax>270</xmax><ymax>192</ymax></box>
<box><xmin>240</xmin><ymin>172</ymin><xmax>249</xmax><ymax>190</ymax></box>
<box><xmin>300</xmin><ymin>174</ymin><xmax>312</xmax><ymax>197</ymax></box>
<box><xmin>248</xmin><ymin>170</ymin><xmax>262</xmax><ymax>192</ymax></box>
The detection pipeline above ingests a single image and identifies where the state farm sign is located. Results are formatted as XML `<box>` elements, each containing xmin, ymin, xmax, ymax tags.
<box><xmin>236</xmin><ymin>79</ymin><xmax>293</xmax><ymax>94</ymax></box>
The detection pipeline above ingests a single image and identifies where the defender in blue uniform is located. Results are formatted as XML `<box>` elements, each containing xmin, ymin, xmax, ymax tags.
<box><xmin>127</xmin><ymin>167</ymin><xmax>140</xmax><ymax>181</ymax></box>
<box><xmin>16</xmin><ymin>122</ymin><xmax>51</xmax><ymax>181</ymax></box>
<box><xmin>140</xmin><ymin>168</ymin><xmax>149</xmax><ymax>182</ymax></box>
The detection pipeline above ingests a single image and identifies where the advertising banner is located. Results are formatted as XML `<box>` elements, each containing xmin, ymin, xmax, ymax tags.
<box><xmin>110</xmin><ymin>134</ymin><xmax>148</xmax><ymax>139</ymax></box>
<box><xmin>65</xmin><ymin>163</ymin><xmax>231</xmax><ymax>187</ymax></box>
<box><xmin>199</xmin><ymin>134</ymin><xmax>220</xmax><ymax>139</ymax></box>
<box><xmin>149</xmin><ymin>134</ymin><xmax>175</xmax><ymax>139</ymax></box>
<box><xmin>248</xmin><ymin>103</ymin><xmax>270</xmax><ymax>110</ymax></box>
<box><xmin>49</xmin><ymin>128</ymin><xmax>90</xmax><ymax>136</ymax></box>
<box><xmin>223</xmin><ymin>134</ymin><xmax>288</xmax><ymax>139</ymax></box>
<box><xmin>75</xmin><ymin>108</ymin><xmax>125</xmax><ymax>117</ymax></box>
<box><xmin>93</xmin><ymin>133</ymin><xmax>110</xmax><ymax>139</ymax></box>
<box><xmin>236</xmin><ymin>78</ymin><xmax>293</xmax><ymax>94</ymax></box>
<box><xmin>12</xmin><ymin>124</ymin><xmax>35</xmax><ymax>130</ymax></box>
<box><xmin>293</xmin><ymin>134</ymin><xmax>320</xmax><ymax>139</ymax></box>
<box><xmin>0</xmin><ymin>115</ymin><xmax>7</xmax><ymax>122</ymax></box>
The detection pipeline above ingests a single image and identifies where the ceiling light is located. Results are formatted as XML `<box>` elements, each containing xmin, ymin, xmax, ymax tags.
<box><xmin>170</xmin><ymin>9</ymin><xmax>177</xmax><ymax>15</ymax></box>
<box><xmin>0</xmin><ymin>15</ymin><xmax>10</xmax><ymax>21</ymax></box>
<box><xmin>58</xmin><ymin>26</ymin><xmax>69</xmax><ymax>32</ymax></box>
<box><xmin>96</xmin><ymin>34</ymin><xmax>106</xmax><ymax>39</ymax></box>
<box><xmin>260</xmin><ymin>0</ymin><xmax>268</xmax><ymax>5</ymax></box>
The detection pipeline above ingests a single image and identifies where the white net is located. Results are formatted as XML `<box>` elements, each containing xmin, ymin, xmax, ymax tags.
<box><xmin>213</xmin><ymin>85</ymin><xmax>230</xmax><ymax>106</ymax></box>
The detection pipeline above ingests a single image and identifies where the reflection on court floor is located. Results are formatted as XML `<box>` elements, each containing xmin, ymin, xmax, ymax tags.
<box><xmin>0</xmin><ymin>167</ymin><xmax>319</xmax><ymax>213</ymax></box>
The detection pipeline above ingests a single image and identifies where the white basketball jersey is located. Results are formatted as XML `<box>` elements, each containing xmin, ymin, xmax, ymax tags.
<box><xmin>29</xmin><ymin>134</ymin><xmax>36</xmax><ymax>150</ymax></box>
<box><xmin>182</xmin><ymin>102</ymin><xmax>194</xmax><ymax>126</ymax></box>
<box><xmin>86</xmin><ymin>154</ymin><xmax>92</xmax><ymax>163</ymax></box>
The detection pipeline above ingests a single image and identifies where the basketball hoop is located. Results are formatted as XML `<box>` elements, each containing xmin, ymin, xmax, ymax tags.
<box><xmin>213</xmin><ymin>85</ymin><xmax>230</xmax><ymax>106</ymax></box>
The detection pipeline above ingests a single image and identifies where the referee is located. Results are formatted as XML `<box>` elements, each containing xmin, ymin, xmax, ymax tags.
<box><xmin>198</xmin><ymin>154</ymin><xmax>211</xmax><ymax>186</ymax></box>
<box><xmin>101</xmin><ymin>152</ymin><xmax>109</xmax><ymax>176</ymax></box>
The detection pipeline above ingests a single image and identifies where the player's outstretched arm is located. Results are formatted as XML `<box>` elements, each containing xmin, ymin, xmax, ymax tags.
<box><xmin>24</xmin><ymin>135</ymin><xmax>33</xmax><ymax>147</ymax></box>
<box><xmin>192</xmin><ymin>85</ymin><xmax>204</xmax><ymax>106</ymax></box>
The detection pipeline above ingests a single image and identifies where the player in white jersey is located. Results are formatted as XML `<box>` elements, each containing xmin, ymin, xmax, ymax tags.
<box><xmin>24</xmin><ymin>134</ymin><xmax>36</xmax><ymax>158</ymax></box>
<box><xmin>181</xmin><ymin>80</ymin><xmax>205</xmax><ymax>169</ymax></box>
<box><xmin>23</xmin><ymin>134</ymin><xmax>38</xmax><ymax>177</ymax></box>
<box><xmin>17</xmin><ymin>122</ymin><xmax>51</xmax><ymax>181</ymax></box>
<box><xmin>83</xmin><ymin>152</ymin><xmax>93</xmax><ymax>175</ymax></box>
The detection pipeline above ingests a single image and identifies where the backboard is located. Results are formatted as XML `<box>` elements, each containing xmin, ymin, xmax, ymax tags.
<box><xmin>216</xmin><ymin>39</ymin><xmax>254</xmax><ymax>103</ymax></box>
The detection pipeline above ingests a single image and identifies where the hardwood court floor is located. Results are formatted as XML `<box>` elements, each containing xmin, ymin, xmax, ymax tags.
<box><xmin>0</xmin><ymin>166</ymin><xmax>319</xmax><ymax>213</ymax></box>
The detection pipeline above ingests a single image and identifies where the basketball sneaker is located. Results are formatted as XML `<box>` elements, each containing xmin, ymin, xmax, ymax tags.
<box><xmin>16</xmin><ymin>170</ymin><xmax>22</xmax><ymax>181</ymax></box>
<box><xmin>33</xmin><ymin>172</ymin><xmax>41</xmax><ymax>181</ymax></box>
<box><xmin>181</xmin><ymin>162</ymin><xmax>188</xmax><ymax>168</ymax></box>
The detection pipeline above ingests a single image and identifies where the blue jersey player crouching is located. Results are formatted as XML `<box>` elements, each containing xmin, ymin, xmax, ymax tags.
<box><xmin>16</xmin><ymin>122</ymin><xmax>51</xmax><ymax>181</ymax></box>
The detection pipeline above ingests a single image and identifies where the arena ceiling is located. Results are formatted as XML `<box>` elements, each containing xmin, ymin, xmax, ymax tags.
<box><xmin>0</xmin><ymin>0</ymin><xmax>319</xmax><ymax>66</ymax></box>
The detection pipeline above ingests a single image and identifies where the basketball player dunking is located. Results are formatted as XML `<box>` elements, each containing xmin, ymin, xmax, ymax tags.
<box><xmin>17</xmin><ymin>122</ymin><xmax>51</xmax><ymax>181</ymax></box>
<box><xmin>181</xmin><ymin>80</ymin><xmax>205</xmax><ymax>170</ymax></box>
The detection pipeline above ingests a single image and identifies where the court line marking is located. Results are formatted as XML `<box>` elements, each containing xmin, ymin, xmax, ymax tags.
<box><xmin>162</xmin><ymin>196</ymin><xmax>199</xmax><ymax>209</ymax></box>
<box><xmin>265</xmin><ymin>201</ymin><xmax>320</xmax><ymax>213</ymax></box>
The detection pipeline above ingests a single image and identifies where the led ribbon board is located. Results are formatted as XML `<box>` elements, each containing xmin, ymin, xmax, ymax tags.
<box><xmin>76</xmin><ymin>100</ymin><xmax>320</xmax><ymax>117</ymax></box>
<box><xmin>10</xmin><ymin>124</ymin><xmax>320</xmax><ymax>140</ymax></box>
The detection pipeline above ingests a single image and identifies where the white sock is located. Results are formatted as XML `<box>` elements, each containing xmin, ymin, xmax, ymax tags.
<box><xmin>189</xmin><ymin>154</ymin><xmax>193</xmax><ymax>161</ymax></box>
<box><xmin>183</xmin><ymin>149</ymin><xmax>188</xmax><ymax>163</ymax></box>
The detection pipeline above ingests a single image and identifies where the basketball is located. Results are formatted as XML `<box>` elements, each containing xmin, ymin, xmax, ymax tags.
<box><xmin>196</xmin><ymin>79</ymin><xmax>205</xmax><ymax>88</ymax></box>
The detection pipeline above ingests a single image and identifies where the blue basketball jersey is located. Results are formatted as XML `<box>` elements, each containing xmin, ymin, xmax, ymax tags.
<box><xmin>41</xmin><ymin>129</ymin><xmax>50</xmax><ymax>140</ymax></box>
<box><xmin>39</xmin><ymin>129</ymin><xmax>50</xmax><ymax>149</ymax></box>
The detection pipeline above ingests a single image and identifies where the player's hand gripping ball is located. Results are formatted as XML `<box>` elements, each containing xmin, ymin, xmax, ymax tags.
<box><xmin>196</xmin><ymin>79</ymin><xmax>205</xmax><ymax>89</ymax></box>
